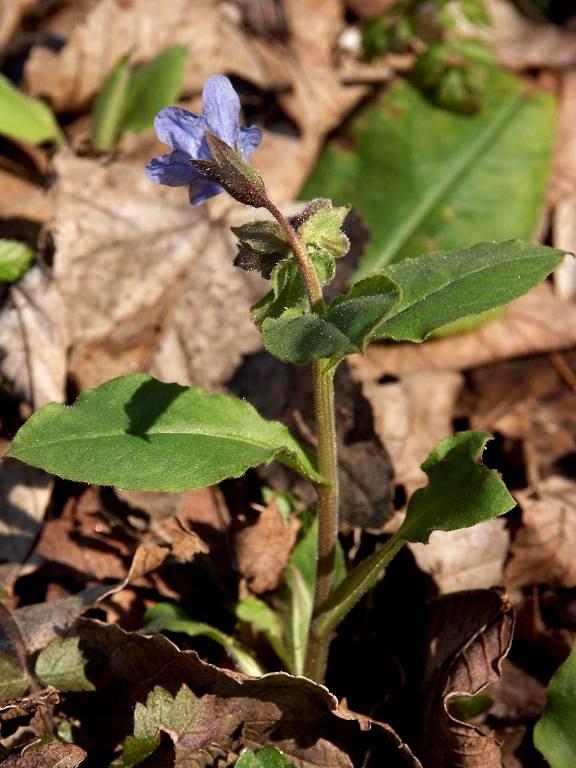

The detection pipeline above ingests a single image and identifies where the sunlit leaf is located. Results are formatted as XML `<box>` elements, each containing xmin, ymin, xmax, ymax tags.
<box><xmin>235</xmin><ymin>747</ymin><xmax>296</xmax><ymax>767</ymax></box>
<box><xmin>534</xmin><ymin>646</ymin><xmax>576</xmax><ymax>768</ymax></box>
<box><xmin>0</xmin><ymin>239</ymin><xmax>34</xmax><ymax>282</ymax></box>
<box><xmin>91</xmin><ymin>54</ymin><xmax>131</xmax><ymax>150</ymax></box>
<box><xmin>0</xmin><ymin>74</ymin><xmax>63</xmax><ymax>146</ymax></box>
<box><xmin>35</xmin><ymin>637</ymin><xmax>95</xmax><ymax>692</ymax></box>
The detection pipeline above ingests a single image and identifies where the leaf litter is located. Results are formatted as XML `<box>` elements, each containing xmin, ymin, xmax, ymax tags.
<box><xmin>1</xmin><ymin>0</ymin><xmax>576</xmax><ymax>765</ymax></box>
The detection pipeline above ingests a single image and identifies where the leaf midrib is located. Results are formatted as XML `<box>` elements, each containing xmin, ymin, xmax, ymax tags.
<box><xmin>370</xmin><ymin>93</ymin><xmax>524</xmax><ymax>272</ymax></box>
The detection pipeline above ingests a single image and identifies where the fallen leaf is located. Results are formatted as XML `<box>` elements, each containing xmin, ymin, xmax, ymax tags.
<box><xmin>0</xmin><ymin>742</ymin><xmax>85</xmax><ymax>768</ymax></box>
<box><xmin>350</xmin><ymin>285</ymin><xmax>576</xmax><ymax>381</ymax></box>
<box><xmin>481</xmin><ymin>0</ymin><xmax>576</xmax><ymax>71</ymax></box>
<box><xmin>0</xmin><ymin>459</ymin><xmax>52</xmax><ymax>566</ymax></box>
<box><xmin>422</xmin><ymin>589</ymin><xmax>514</xmax><ymax>768</ymax></box>
<box><xmin>233</xmin><ymin>500</ymin><xmax>299</xmax><ymax>594</ymax></box>
<box><xmin>410</xmin><ymin>519</ymin><xmax>510</xmax><ymax>594</ymax></box>
<box><xmin>0</xmin><ymin>169</ymin><xmax>51</xmax><ymax>222</ymax></box>
<box><xmin>506</xmin><ymin>476</ymin><xmax>576</xmax><ymax>589</ymax></box>
<box><xmin>50</xmin><ymin>151</ymin><xmax>263</xmax><ymax>391</ymax></box>
<box><xmin>0</xmin><ymin>266</ymin><xmax>67</xmax><ymax>406</ymax></box>
<box><xmin>0</xmin><ymin>0</ymin><xmax>37</xmax><ymax>52</ymax></box>
<box><xmin>362</xmin><ymin>371</ymin><xmax>463</xmax><ymax>498</ymax></box>
<box><xmin>549</xmin><ymin>71</ymin><xmax>576</xmax><ymax>207</ymax></box>
<box><xmin>553</xmin><ymin>205</ymin><xmax>576</xmax><ymax>300</ymax></box>
<box><xmin>24</xmin><ymin>0</ymin><xmax>268</xmax><ymax>112</ymax></box>
<box><xmin>72</xmin><ymin>619</ymin><xmax>421</xmax><ymax>767</ymax></box>
<box><xmin>488</xmin><ymin>659</ymin><xmax>547</xmax><ymax>722</ymax></box>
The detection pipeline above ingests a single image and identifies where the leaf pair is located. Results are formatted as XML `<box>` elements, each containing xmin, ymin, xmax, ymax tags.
<box><xmin>91</xmin><ymin>46</ymin><xmax>187</xmax><ymax>150</ymax></box>
<box><xmin>262</xmin><ymin>240</ymin><xmax>564</xmax><ymax>365</ymax></box>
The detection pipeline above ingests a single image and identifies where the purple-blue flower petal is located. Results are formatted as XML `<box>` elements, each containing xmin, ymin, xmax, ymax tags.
<box><xmin>239</xmin><ymin>125</ymin><xmax>262</xmax><ymax>158</ymax></box>
<box><xmin>187</xmin><ymin>177</ymin><xmax>223</xmax><ymax>205</ymax></box>
<box><xmin>145</xmin><ymin>150</ymin><xmax>200</xmax><ymax>187</ymax></box>
<box><xmin>154</xmin><ymin>107</ymin><xmax>206</xmax><ymax>155</ymax></box>
<box><xmin>201</xmin><ymin>75</ymin><xmax>241</xmax><ymax>147</ymax></box>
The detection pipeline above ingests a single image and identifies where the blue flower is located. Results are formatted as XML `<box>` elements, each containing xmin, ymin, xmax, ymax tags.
<box><xmin>145</xmin><ymin>75</ymin><xmax>262</xmax><ymax>205</ymax></box>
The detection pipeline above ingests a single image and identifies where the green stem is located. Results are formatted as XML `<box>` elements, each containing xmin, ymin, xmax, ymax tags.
<box><xmin>265</xmin><ymin>202</ymin><xmax>339</xmax><ymax>683</ymax></box>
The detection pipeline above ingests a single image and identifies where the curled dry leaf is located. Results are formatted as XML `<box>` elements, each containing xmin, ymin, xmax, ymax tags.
<box><xmin>505</xmin><ymin>476</ymin><xmax>576</xmax><ymax>589</ymax></box>
<box><xmin>422</xmin><ymin>589</ymin><xmax>515</xmax><ymax>768</ymax></box>
<box><xmin>351</xmin><ymin>285</ymin><xmax>576</xmax><ymax>381</ymax></box>
<box><xmin>478</xmin><ymin>0</ymin><xmax>576</xmax><ymax>71</ymax></box>
<box><xmin>0</xmin><ymin>459</ymin><xmax>52</xmax><ymax>566</ymax></box>
<box><xmin>0</xmin><ymin>0</ymin><xmax>38</xmax><ymax>52</ymax></box>
<box><xmin>0</xmin><ymin>267</ymin><xmax>67</xmax><ymax>407</ymax></box>
<box><xmin>72</xmin><ymin>619</ymin><xmax>421</xmax><ymax>767</ymax></box>
<box><xmin>50</xmin><ymin>151</ymin><xmax>262</xmax><ymax>391</ymax></box>
<box><xmin>0</xmin><ymin>742</ymin><xmax>86</xmax><ymax>768</ymax></box>
<box><xmin>410</xmin><ymin>519</ymin><xmax>509</xmax><ymax>595</ymax></box>
<box><xmin>0</xmin><ymin>169</ymin><xmax>52</xmax><ymax>223</ymax></box>
<box><xmin>233</xmin><ymin>499</ymin><xmax>299</xmax><ymax>594</ymax></box>
<box><xmin>24</xmin><ymin>0</ymin><xmax>268</xmax><ymax>112</ymax></box>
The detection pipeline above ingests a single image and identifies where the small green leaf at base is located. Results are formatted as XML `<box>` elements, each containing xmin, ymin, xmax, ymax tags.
<box><xmin>35</xmin><ymin>637</ymin><xmax>95</xmax><ymax>692</ymax></box>
<box><xmin>398</xmin><ymin>431</ymin><xmax>516</xmax><ymax>544</ymax></box>
<box><xmin>0</xmin><ymin>74</ymin><xmax>63</xmax><ymax>146</ymax></box>
<box><xmin>91</xmin><ymin>54</ymin><xmax>131</xmax><ymax>151</ymax></box>
<box><xmin>534</xmin><ymin>646</ymin><xmax>576</xmax><ymax>768</ymax></box>
<box><xmin>235</xmin><ymin>747</ymin><xmax>296</xmax><ymax>767</ymax></box>
<box><xmin>9</xmin><ymin>373</ymin><xmax>323</xmax><ymax>491</ymax></box>
<box><xmin>0</xmin><ymin>240</ymin><xmax>34</xmax><ymax>282</ymax></box>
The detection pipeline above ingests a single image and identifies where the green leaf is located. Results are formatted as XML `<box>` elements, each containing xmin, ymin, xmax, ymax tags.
<box><xmin>534</xmin><ymin>646</ymin><xmax>576</xmax><ymax>768</ymax></box>
<box><xmin>0</xmin><ymin>651</ymin><xmax>29</xmax><ymax>702</ymax></box>
<box><xmin>314</xmin><ymin>430</ymin><xmax>514</xmax><ymax>637</ymax></box>
<box><xmin>374</xmin><ymin>240</ymin><xmax>564</xmax><ymax>342</ymax></box>
<box><xmin>302</xmin><ymin>72</ymin><xmax>555</xmax><ymax>278</ymax></box>
<box><xmin>116</xmin><ymin>685</ymin><xmax>205</xmax><ymax>768</ymax></box>
<box><xmin>35</xmin><ymin>636</ymin><xmax>95</xmax><ymax>692</ymax></box>
<box><xmin>235</xmin><ymin>747</ymin><xmax>296</xmax><ymax>767</ymax></box>
<box><xmin>9</xmin><ymin>373</ymin><xmax>323</xmax><ymax>491</ymax></box>
<box><xmin>262</xmin><ymin>274</ymin><xmax>400</xmax><ymax>364</ymax></box>
<box><xmin>262</xmin><ymin>241</ymin><xmax>563</xmax><ymax>364</ymax></box>
<box><xmin>91</xmin><ymin>54</ymin><xmax>132</xmax><ymax>151</ymax></box>
<box><xmin>142</xmin><ymin>603</ymin><xmax>265</xmax><ymax>677</ymax></box>
<box><xmin>0</xmin><ymin>240</ymin><xmax>34</xmax><ymax>282</ymax></box>
<box><xmin>298</xmin><ymin>203</ymin><xmax>350</xmax><ymax>262</ymax></box>
<box><xmin>122</xmin><ymin>46</ymin><xmax>187</xmax><ymax>133</ymax></box>
<box><xmin>235</xmin><ymin>597</ymin><xmax>289</xmax><ymax>668</ymax></box>
<box><xmin>398</xmin><ymin>431</ymin><xmax>515</xmax><ymax>544</ymax></box>
<box><xmin>0</xmin><ymin>74</ymin><xmax>63</xmax><ymax>146</ymax></box>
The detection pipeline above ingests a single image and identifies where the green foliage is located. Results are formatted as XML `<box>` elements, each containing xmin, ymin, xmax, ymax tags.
<box><xmin>9</xmin><ymin>373</ymin><xmax>322</xmax><ymax>491</ymax></box>
<box><xmin>302</xmin><ymin>73</ymin><xmax>555</xmax><ymax>277</ymax></box>
<box><xmin>0</xmin><ymin>240</ymin><xmax>34</xmax><ymax>282</ymax></box>
<box><xmin>115</xmin><ymin>685</ymin><xmax>204</xmax><ymax>767</ymax></box>
<box><xmin>262</xmin><ymin>241</ymin><xmax>563</xmax><ymax>365</ymax></box>
<box><xmin>314</xmin><ymin>431</ymin><xmax>514</xmax><ymax>635</ymax></box>
<box><xmin>534</xmin><ymin>646</ymin><xmax>576</xmax><ymax>768</ymax></box>
<box><xmin>235</xmin><ymin>597</ymin><xmax>289</xmax><ymax>669</ymax></box>
<box><xmin>91</xmin><ymin>46</ymin><xmax>187</xmax><ymax>150</ymax></box>
<box><xmin>35</xmin><ymin>637</ymin><xmax>95</xmax><ymax>692</ymax></box>
<box><xmin>235</xmin><ymin>747</ymin><xmax>296</xmax><ymax>767</ymax></box>
<box><xmin>0</xmin><ymin>651</ymin><xmax>28</xmax><ymax>702</ymax></box>
<box><xmin>142</xmin><ymin>603</ymin><xmax>265</xmax><ymax>676</ymax></box>
<box><xmin>0</xmin><ymin>74</ymin><xmax>63</xmax><ymax>146</ymax></box>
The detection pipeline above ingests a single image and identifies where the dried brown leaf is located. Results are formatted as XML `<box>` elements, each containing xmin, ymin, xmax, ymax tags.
<box><xmin>0</xmin><ymin>267</ymin><xmax>67</xmax><ymax>407</ymax></box>
<box><xmin>422</xmin><ymin>589</ymin><xmax>514</xmax><ymax>768</ymax></box>
<box><xmin>344</xmin><ymin>0</ymin><xmax>397</xmax><ymax>19</ymax></box>
<box><xmin>0</xmin><ymin>459</ymin><xmax>52</xmax><ymax>566</ymax></box>
<box><xmin>549</xmin><ymin>71</ymin><xmax>576</xmax><ymax>207</ymax></box>
<box><xmin>50</xmin><ymin>151</ymin><xmax>263</xmax><ymax>391</ymax></box>
<box><xmin>233</xmin><ymin>500</ymin><xmax>298</xmax><ymax>594</ymax></box>
<box><xmin>0</xmin><ymin>170</ymin><xmax>51</xmax><ymax>223</ymax></box>
<box><xmin>72</xmin><ymin>619</ymin><xmax>421</xmax><ymax>767</ymax></box>
<box><xmin>0</xmin><ymin>0</ymin><xmax>37</xmax><ymax>52</ymax></box>
<box><xmin>410</xmin><ymin>520</ymin><xmax>509</xmax><ymax>594</ymax></box>
<box><xmin>0</xmin><ymin>742</ymin><xmax>85</xmax><ymax>768</ymax></box>
<box><xmin>505</xmin><ymin>475</ymin><xmax>576</xmax><ymax>589</ymax></box>
<box><xmin>351</xmin><ymin>285</ymin><xmax>576</xmax><ymax>381</ymax></box>
<box><xmin>24</xmin><ymin>0</ymin><xmax>267</xmax><ymax>112</ymax></box>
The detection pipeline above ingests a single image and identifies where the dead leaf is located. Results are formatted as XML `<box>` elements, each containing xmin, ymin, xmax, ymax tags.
<box><xmin>0</xmin><ymin>0</ymin><xmax>37</xmax><ymax>52</ymax></box>
<box><xmin>478</xmin><ymin>0</ymin><xmax>576</xmax><ymax>71</ymax></box>
<box><xmin>410</xmin><ymin>519</ymin><xmax>510</xmax><ymax>594</ymax></box>
<box><xmin>553</xmin><ymin>207</ymin><xmax>576</xmax><ymax>300</ymax></box>
<box><xmin>487</xmin><ymin>659</ymin><xmax>546</xmax><ymax>722</ymax></box>
<box><xmin>233</xmin><ymin>500</ymin><xmax>298</xmax><ymax>594</ymax></box>
<box><xmin>0</xmin><ymin>459</ymin><xmax>52</xmax><ymax>566</ymax></box>
<box><xmin>422</xmin><ymin>589</ymin><xmax>514</xmax><ymax>768</ymax></box>
<box><xmin>0</xmin><ymin>742</ymin><xmax>85</xmax><ymax>768</ymax></box>
<box><xmin>24</xmin><ymin>0</ymin><xmax>268</xmax><ymax>112</ymax></box>
<box><xmin>344</xmin><ymin>0</ymin><xmax>397</xmax><ymax>19</ymax></box>
<box><xmin>362</xmin><ymin>371</ymin><xmax>463</xmax><ymax>498</ymax></box>
<box><xmin>0</xmin><ymin>267</ymin><xmax>67</xmax><ymax>407</ymax></box>
<box><xmin>0</xmin><ymin>170</ymin><xmax>51</xmax><ymax>223</ymax></box>
<box><xmin>505</xmin><ymin>475</ymin><xmax>576</xmax><ymax>589</ymax></box>
<box><xmin>350</xmin><ymin>285</ymin><xmax>576</xmax><ymax>381</ymax></box>
<box><xmin>70</xmin><ymin>619</ymin><xmax>421</xmax><ymax>767</ymax></box>
<box><xmin>549</xmin><ymin>71</ymin><xmax>576</xmax><ymax>207</ymax></box>
<box><xmin>50</xmin><ymin>150</ymin><xmax>263</xmax><ymax>391</ymax></box>
<box><xmin>157</xmin><ymin>516</ymin><xmax>208</xmax><ymax>564</ymax></box>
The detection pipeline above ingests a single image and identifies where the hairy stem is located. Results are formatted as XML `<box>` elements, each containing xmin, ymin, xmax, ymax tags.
<box><xmin>266</xmin><ymin>202</ymin><xmax>339</xmax><ymax>683</ymax></box>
